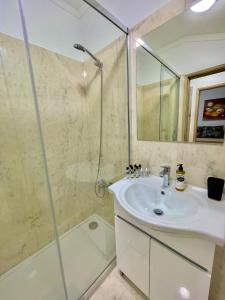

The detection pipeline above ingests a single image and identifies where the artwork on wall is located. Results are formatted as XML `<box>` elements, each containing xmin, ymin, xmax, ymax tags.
<box><xmin>203</xmin><ymin>99</ymin><xmax>225</xmax><ymax>121</ymax></box>
<box><xmin>195</xmin><ymin>84</ymin><xmax>225</xmax><ymax>143</ymax></box>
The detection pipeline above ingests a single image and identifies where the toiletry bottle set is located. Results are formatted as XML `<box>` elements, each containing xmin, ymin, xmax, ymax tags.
<box><xmin>126</xmin><ymin>164</ymin><xmax>150</xmax><ymax>179</ymax></box>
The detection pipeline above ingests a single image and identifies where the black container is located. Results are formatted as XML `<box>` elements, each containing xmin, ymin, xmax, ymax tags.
<box><xmin>207</xmin><ymin>177</ymin><xmax>224</xmax><ymax>201</ymax></box>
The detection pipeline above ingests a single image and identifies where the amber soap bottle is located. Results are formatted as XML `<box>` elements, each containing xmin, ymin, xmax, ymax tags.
<box><xmin>175</xmin><ymin>164</ymin><xmax>185</xmax><ymax>191</ymax></box>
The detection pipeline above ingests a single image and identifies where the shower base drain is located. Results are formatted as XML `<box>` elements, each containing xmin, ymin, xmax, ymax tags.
<box><xmin>89</xmin><ymin>221</ymin><xmax>98</xmax><ymax>230</ymax></box>
<box><xmin>153</xmin><ymin>208</ymin><xmax>164</xmax><ymax>216</ymax></box>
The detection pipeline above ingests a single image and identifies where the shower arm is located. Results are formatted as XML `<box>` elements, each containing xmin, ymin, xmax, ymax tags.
<box><xmin>73</xmin><ymin>44</ymin><xmax>103</xmax><ymax>68</ymax></box>
<box><xmin>84</xmin><ymin>48</ymin><xmax>103</xmax><ymax>68</ymax></box>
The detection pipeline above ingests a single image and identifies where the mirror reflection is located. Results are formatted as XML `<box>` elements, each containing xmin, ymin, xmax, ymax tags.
<box><xmin>136</xmin><ymin>45</ymin><xmax>179</xmax><ymax>142</ymax></box>
<box><xmin>136</xmin><ymin>0</ymin><xmax>225</xmax><ymax>143</ymax></box>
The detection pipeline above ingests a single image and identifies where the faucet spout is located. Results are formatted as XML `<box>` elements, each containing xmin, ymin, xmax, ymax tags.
<box><xmin>162</xmin><ymin>174</ymin><xmax>169</xmax><ymax>188</ymax></box>
<box><xmin>159</xmin><ymin>166</ymin><xmax>170</xmax><ymax>188</ymax></box>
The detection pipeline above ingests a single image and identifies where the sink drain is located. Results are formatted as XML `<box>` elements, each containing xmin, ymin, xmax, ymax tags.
<box><xmin>153</xmin><ymin>208</ymin><xmax>164</xmax><ymax>216</ymax></box>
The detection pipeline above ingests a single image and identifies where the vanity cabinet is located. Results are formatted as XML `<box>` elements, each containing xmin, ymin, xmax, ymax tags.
<box><xmin>115</xmin><ymin>216</ymin><xmax>212</xmax><ymax>300</ymax></box>
<box><xmin>150</xmin><ymin>239</ymin><xmax>211</xmax><ymax>300</ymax></box>
<box><xmin>115</xmin><ymin>217</ymin><xmax>150</xmax><ymax>296</ymax></box>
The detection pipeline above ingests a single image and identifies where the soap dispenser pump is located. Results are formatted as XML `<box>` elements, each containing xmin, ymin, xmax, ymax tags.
<box><xmin>175</xmin><ymin>164</ymin><xmax>185</xmax><ymax>191</ymax></box>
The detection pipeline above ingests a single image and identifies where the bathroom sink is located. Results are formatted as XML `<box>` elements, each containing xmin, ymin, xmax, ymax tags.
<box><xmin>119</xmin><ymin>179</ymin><xmax>205</xmax><ymax>225</ymax></box>
<box><xmin>109</xmin><ymin>175</ymin><xmax>225</xmax><ymax>245</ymax></box>
<box><xmin>109</xmin><ymin>175</ymin><xmax>225</xmax><ymax>244</ymax></box>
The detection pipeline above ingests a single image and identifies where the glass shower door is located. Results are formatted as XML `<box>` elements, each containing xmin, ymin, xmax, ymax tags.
<box><xmin>0</xmin><ymin>0</ymin><xmax>67</xmax><ymax>299</ymax></box>
<box><xmin>21</xmin><ymin>0</ymin><xmax>129</xmax><ymax>299</ymax></box>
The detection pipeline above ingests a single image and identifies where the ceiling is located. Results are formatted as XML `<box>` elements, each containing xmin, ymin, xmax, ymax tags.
<box><xmin>1</xmin><ymin>0</ymin><xmax>123</xmax><ymax>61</ymax></box>
<box><xmin>51</xmin><ymin>0</ymin><xmax>88</xmax><ymax>18</ymax></box>
<box><xmin>96</xmin><ymin>0</ymin><xmax>171</xmax><ymax>28</ymax></box>
<box><xmin>143</xmin><ymin>0</ymin><xmax>225</xmax><ymax>74</ymax></box>
<box><xmin>64</xmin><ymin>0</ymin><xmax>85</xmax><ymax>10</ymax></box>
<box><xmin>1</xmin><ymin>0</ymin><xmax>172</xmax><ymax>63</ymax></box>
<box><xmin>49</xmin><ymin>0</ymin><xmax>171</xmax><ymax>26</ymax></box>
<box><xmin>144</xmin><ymin>0</ymin><xmax>225</xmax><ymax>50</ymax></box>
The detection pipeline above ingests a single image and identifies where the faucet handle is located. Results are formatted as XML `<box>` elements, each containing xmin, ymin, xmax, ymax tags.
<box><xmin>160</xmin><ymin>165</ymin><xmax>170</xmax><ymax>176</ymax></box>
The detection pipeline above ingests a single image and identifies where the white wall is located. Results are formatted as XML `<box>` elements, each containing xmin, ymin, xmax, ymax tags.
<box><xmin>0</xmin><ymin>0</ymin><xmax>123</xmax><ymax>61</ymax></box>
<box><xmin>80</xmin><ymin>5</ymin><xmax>122</xmax><ymax>57</ymax></box>
<box><xmin>0</xmin><ymin>0</ymin><xmax>24</xmax><ymax>39</ymax></box>
<box><xmin>137</xmin><ymin>45</ymin><xmax>175</xmax><ymax>86</ymax></box>
<box><xmin>136</xmin><ymin>46</ymin><xmax>160</xmax><ymax>86</ymax></box>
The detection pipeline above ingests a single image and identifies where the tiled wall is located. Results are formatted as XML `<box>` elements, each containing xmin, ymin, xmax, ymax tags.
<box><xmin>131</xmin><ymin>1</ymin><xmax>225</xmax><ymax>298</ymax></box>
<box><xmin>132</xmin><ymin>64</ymin><xmax>225</xmax><ymax>300</ymax></box>
<box><xmin>0</xmin><ymin>32</ymin><xmax>128</xmax><ymax>274</ymax></box>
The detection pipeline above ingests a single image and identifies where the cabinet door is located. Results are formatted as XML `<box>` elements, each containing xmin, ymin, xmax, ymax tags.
<box><xmin>150</xmin><ymin>240</ymin><xmax>211</xmax><ymax>300</ymax></box>
<box><xmin>115</xmin><ymin>217</ymin><xmax>150</xmax><ymax>297</ymax></box>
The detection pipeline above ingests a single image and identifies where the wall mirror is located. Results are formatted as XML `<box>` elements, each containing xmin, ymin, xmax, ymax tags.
<box><xmin>136</xmin><ymin>0</ymin><xmax>225</xmax><ymax>143</ymax></box>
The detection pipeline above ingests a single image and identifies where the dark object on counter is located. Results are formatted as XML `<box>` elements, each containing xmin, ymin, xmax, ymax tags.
<box><xmin>207</xmin><ymin>177</ymin><xmax>224</xmax><ymax>201</ymax></box>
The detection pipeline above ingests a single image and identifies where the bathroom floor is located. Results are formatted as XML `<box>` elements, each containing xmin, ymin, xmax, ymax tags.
<box><xmin>90</xmin><ymin>267</ymin><xmax>148</xmax><ymax>300</ymax></box>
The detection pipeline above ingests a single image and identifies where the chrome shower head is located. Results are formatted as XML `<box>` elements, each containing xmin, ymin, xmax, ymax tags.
<box><xmin>73</xmin><ymin>44</ymin><xmax>85</xmax><ymax>52</ymax></box>
<box><xmin>73</xmin><ymin>43</ymin><xmax>103</xmax><ymax>68</ymax></box>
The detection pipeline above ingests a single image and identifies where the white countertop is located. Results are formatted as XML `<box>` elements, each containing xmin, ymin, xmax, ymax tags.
<box><xmin>109</xmin><ymin>176</ymin><xmax>225</xmax><ymax>246</ymax></box>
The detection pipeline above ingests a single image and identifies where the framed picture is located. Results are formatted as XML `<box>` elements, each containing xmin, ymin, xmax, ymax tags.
<box><xmin>195</xmin><ymin>83</ymin><xmax>225</xmax><ymax>143</ymax></box>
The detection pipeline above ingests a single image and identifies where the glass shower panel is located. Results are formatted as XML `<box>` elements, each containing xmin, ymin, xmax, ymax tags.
<box><xmin>22</xmin><ymin>0</ymin><xmax>129</xmax><ymax>299</ymax></box>
<box><xmin>160</xmin><ymin>65</ymin><xmax>179</xmax><ymax>141</ymax></box>
<box><xmin>0</xmin><ymin>0</ymin><xmax>67</xmax><ymax>299</ymax></box>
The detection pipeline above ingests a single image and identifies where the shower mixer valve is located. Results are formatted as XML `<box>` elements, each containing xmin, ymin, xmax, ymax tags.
<box><xmin>96</xmin><ymin>178</ymin><xmax>109</xmax><ymax>188</ymax></box>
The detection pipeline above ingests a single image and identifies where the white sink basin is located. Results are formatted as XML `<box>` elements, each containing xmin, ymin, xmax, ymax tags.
<box><xmin>109</xmin><ymin>176</ymin><xmax>225</xmax><ymax>244</ymax></box>
<box><xmin>119</xmin><ymin>178</ymin><xmax>206</xmax><ymax>225</ymax></box>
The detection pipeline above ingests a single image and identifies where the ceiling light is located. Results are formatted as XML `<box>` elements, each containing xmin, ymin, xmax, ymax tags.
<box><xmin>190</xmin><ymin>0</ymin><xmax>216</xmax><ymax>13</ymax></box>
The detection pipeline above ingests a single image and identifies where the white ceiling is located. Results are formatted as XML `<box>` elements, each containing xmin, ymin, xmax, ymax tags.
<box><xmin>0</xmin><ymin>0</ymin><xmax>173</xmax><ymax>63</ymax></box>
<box><xmin>143</xmin><ymin>0</ymin><xmax>225</xmax><ymax>74</ymax></box>
<box><xmin>64</xmin><ymin>0</ymin><xmax>85</xmax><ymax>10</ymax></box>
<box><xmin>96</xmin><ymin>0</ymin><xmax>171</xmax><ymax>28</ymax></box>
<box><xmin>51</xmin><ymin>0</ymin><xmax>88</xmax><ymax>18</ymax></box>
<box><xmin>0</xmin><ymin>0</ymin><xmax>123</xmax><ymax>61</ymax></box>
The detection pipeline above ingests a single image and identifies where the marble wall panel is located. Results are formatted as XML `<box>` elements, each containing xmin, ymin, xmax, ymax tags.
<box><xmin>131</xmin><ymin>1</ymin><xmax>225</xmax><ymax>298</ymax></box>
<box><xmin>0</xmin><ymin>32</ymin><xmax>128</xmax><ymax>274</ymax></box>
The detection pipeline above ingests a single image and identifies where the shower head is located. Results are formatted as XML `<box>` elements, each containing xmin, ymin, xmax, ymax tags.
<box><xmin>73</xmin><ymin>43</ymin><xmax>103</xmax><ymax>68</ymax></box>
<box><xmin>73</xmin><ymin>44</ymin><xmax>85</xmax><ymax>52</ymax></box>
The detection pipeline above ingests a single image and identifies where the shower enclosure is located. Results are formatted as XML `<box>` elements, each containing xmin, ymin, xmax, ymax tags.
<box><xmin>0</xmin><ymin>0</ymin><xmax>129</xmax><ymax>299</ymax></box>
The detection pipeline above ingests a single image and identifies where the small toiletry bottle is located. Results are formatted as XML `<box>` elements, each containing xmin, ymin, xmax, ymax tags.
<box><xmin>134</xmin><ymin>164</ymin><xmax>140</xmax><ymax>178</ymax></box>
<box><xmin>175</xmin><ymin>164</ymin><xmax>185</xmax><ymax>191</ymax></box>
<box><xmin>134</xmin><ymin>164</ymin><xmax>137</xmax><ymax>177</ymax></box>
<box><xmin>130</xmin><ymin>165</ymin><xmax>134</xmax><ymax>178</ymax></box>
<box><xmin>138</xmin><ymin>164</ymin><xmax>142</xmax><ymax>177</ymax></box>
<box><xmin>126</xmin><ymin>167</ymin><xmax>130</xmax><ymax>179</ymax></box>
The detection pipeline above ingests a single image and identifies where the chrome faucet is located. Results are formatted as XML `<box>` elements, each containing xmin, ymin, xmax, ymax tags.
<box><xmin>159</xmin><ymin>166</ymin><xmax>170</xmax><ymax>188</ymax></box>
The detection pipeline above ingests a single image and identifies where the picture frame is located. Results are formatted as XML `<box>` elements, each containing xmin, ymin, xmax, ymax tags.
<box><xmin>194</xmin><ymin>83</ymin><xmax>225</xmax><ymax>143</ymax></box>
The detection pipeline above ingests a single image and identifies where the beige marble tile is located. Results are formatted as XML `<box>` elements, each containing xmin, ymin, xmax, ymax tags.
<box><xmin>0</xmin><ymin>32</ymin><xmax>128</xmax><ymax>274</ymax></box>
<box><xmin>133</xmin><ymin>0</ymin><xmax>185</xmax><ymax>38</ymax></box>
<box><xmin>131</xmin><ymin>1</ymin><xmax>225</xmax><ymax>299</ymax></box>
<box><xmin>90</xmin><ymin>267</ymin><xmax>148</xmax><ymax>300</ymax></box>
